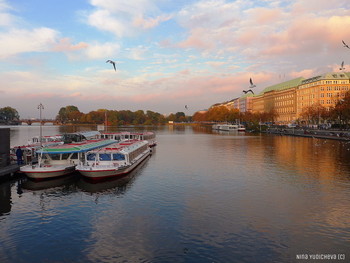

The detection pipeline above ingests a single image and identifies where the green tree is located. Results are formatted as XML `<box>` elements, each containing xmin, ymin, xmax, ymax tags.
<box><xmin>134</xmin><ymin>110</ymin><xmax>146</xmax><ymax>125</ymax></box>
<box><xmin>0</xmin><ymin>106</ymin><xmax>20</xmax><ymax>123</ymax></box>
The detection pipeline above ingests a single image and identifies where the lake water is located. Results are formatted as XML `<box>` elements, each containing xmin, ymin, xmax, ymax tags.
<box><xmin>1</xmin><ymin>125</ymin><xmax>350</xmax><ymax>262</ymax></box>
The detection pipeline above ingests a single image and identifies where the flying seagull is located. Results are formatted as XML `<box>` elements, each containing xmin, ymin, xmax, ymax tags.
<box><xmin>185</xmin><ymin>105</ymin><xmax>188</xmax><ymax>110</ymax></box>
<box><xmin>243</xmin><ymin>89</ymin><xmax>254</xmax><ymax>94</ymax></box>
<box><xmin>106</xmin><ymin>60</ymin><xmax>116</xmax><ymax>71</ymax></box>
<box><xmin>249</xmin><ymin>78</ymin><xmax>256</xmax><ymax>89</ymax></box>
<box><xmin>342</xmin><ymin>40</ymin><xmax>350</xmax><ymax>49</ymax></box>
<box><xmin>340</xmin><ymin>61</ymin><xmax>345</xmax><ymax>70</ymax></box>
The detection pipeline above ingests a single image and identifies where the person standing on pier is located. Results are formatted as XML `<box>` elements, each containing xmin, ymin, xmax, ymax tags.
<box><xmin>16</xmin><ymin>147</ymin><xmax>23</xmax><ymax>165</ymax></box>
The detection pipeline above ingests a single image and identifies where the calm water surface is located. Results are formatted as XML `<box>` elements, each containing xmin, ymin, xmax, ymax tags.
<box><xmin>1</xmin><ymin>125</ymin><xmax>350</xmax><ymax>262</ymax></box>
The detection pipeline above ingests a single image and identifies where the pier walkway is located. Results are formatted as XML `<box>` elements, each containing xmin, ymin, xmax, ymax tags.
<box><xmin>266</xmin><ymin>128</ymin><xmax>350</xmax><ymax>141</ymax></box>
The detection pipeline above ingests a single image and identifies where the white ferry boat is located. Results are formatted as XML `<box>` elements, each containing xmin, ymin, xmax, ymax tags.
<box><xmin>76</xmin><ymin>139</ymin><xmax>150</xmax><ymax>181</ymax></box>
<box><xmin>10</xmin><ymin>135</ymin><xmax>64</xmax><ymax>165</ymax></box>
<box><xmin>100</xmin><ymin>131</ymin><xmax>157</xmax><ymax>147</ymax></box>
<box><xmin>11</xmin><ymin>131</ymin><xmax>101</xmax><ymax>165</ymax></box>
<box><xmin>20</xmin><ymin>139</ymin><xmax>115</xmax><ymax>180</ymax></box>
<box><xmin>212</xmin><ymin>124</ymin><xmax>246</xmax><ymax>132</ymax></box>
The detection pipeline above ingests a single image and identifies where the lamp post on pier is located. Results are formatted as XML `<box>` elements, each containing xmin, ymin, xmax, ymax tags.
<box><xmin>38</xmin><ymin>103</ymin><xmax>44</xmax><ymax>147</ymax></box>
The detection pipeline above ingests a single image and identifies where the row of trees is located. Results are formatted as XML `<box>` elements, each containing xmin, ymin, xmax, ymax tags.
<box><xmin>3</xmin><ymin>91</ymin><xmax>350</xmax><ymax>127</ymax></box>
<box><xmin>56</xmin><ymin>106</ymin><xmax>191</xmax><ymax>125</ymax></box>
<box><xmin>193</xmin><ymin>91</ymin><xmax>350</xmax><ymax>129</ymax></box>
<box><xmin>299</xmin><ymin>92</ymin><xmax>350</xmax><ymax>127</ymax></box>
<box><xmin>192</xmin><ymin>106</ymin><xmax>277</xmax><ymax>124</ymax></box>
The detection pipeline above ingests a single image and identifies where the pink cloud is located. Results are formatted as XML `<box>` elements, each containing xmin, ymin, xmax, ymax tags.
<box><xmin>249</xmin><ymin>7</ymin><xmax>282</xmax><ymax>25</ymax></box>
<box><xmin>289</xmin><ymin>69</ymin><xmax>315</xmax><ymax>79</ymax></box>
<box><xmin>52</xmin><ymin>38</ymin><xmax>88</xmax><ymax>52</ymax></box>
<box><xmin>205</xmin><ymin>61</ymin><xmax>227</xmax><ymax>68</ymax></box>
<box><xmin>133</xmin><ymin>14</ymin><xmax>172</xmax><ymax>29</ymax></box>
<box><xmin>178</xmin><ymin>28</ymin><xmax>215</xmax><ymax>50</ymax></box>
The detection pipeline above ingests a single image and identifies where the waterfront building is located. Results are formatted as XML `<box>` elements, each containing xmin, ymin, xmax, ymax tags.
<box><xmin>238</xmin><ymin>94</ymin><xmax>254</xmax><ymax>113</ymax></box>
<box><xmin>296</xmin><ymin>72</ymin><xmax>350</xmax><ymax>116</ymax></box>
<box><xmin>251</xmin><ymin>77</ymin><xmax>304</xmax><ymax>123</ymax></box>
<box><xmin>249</xmin><ymin>72</ymin><xmax>350</xmax><ymax>124</ymax></box>
<box><xmin>208</xmin><ymin>72</ymin><xmax>350</xmax><ymax>124</ymax></box>
<box><xmin>213</xmin><ymin>95</ymin><xmax>253</xmax><ymax>113</ymax></box>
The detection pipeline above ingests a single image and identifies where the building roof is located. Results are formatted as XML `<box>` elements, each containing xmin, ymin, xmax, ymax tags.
<box><xmin>261</xmin><ymin>77</ymin><xmax>305</xmax><ymax>94</ymax></box>
<box><xmin>301</xmin><ymin>72</ymin><xmax>350</xmax><ymax>84</ymax></box>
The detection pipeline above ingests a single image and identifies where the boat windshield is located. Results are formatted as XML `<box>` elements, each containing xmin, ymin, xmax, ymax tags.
<box><xmin>99</xmin><ymin>153</ymin><xmax>111</xmax><ymax>161</ymax></box>
<box><xmin>87</xmin><ymin>153</ymin><xmax>96</xmax><ymax>161</ymax></box>
<box><xmin>112</xmin><ymin>153</ymin><xmax>125</xmax><ymax>160</ymax></box>
<box><xmin>50</xmin><ymin>154</ymin><xmax>61</xmax><ymax>160</ymax></box>
<box><xmin>62</xmin><ymin>153</ymin><xmax>71</xmax><ymax>160</ymax></box>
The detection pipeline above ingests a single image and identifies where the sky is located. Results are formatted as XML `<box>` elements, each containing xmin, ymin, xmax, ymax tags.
<box><xmin>1</xmin><ymin>0</ymin><xmax>350</xmax><ymax>119</ymax></box>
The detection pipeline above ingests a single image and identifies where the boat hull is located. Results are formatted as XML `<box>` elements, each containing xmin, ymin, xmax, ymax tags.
<box><xmin>77</xmin><ymin>152</ymin><xmax>150</xmax><ymax>181</ymax></box>
<box><xmin>20</xmin><ymin>165</ymin><xmax>76</xmax><ymax>180</ymax></box>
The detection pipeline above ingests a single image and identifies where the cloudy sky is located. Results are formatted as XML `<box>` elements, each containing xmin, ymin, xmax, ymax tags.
<box><xmin>1</xmin><ymin>0</ymin><xmax>350</xmax><ymax>119</ymax></box>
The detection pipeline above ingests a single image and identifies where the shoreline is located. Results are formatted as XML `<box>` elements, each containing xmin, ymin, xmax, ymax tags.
<box><xmin>266</xmin><ymin>127</ymin><xmax>350</xmax><ymax>141</ymax></box>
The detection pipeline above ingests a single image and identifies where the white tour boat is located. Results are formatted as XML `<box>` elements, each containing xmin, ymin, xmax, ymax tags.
<box><xmin>10</xmin><ymin>135</ymin><xmax>64</xmax><ymax>165</ymax></box>
<box><xmin>76</xmin><ymin>139</ymin><xmax>151</xmax><ymax>181</ymax></box>
<box><xmin>11</xmin><ymin>131</ymin><xmax>101</xmax><ymax>165</ymax></box>
<box><xmin>20</xmin><ymin>139</ymin><xmax>115</xmax><ymax>180</ymax></box>
<box><xmin>100</xmin><ymin>131</ymin><xmax>157</xmax><ymax>147</ymax></box>
<box><xmin>212</xmin><ymin>123</ymin><xmax>246</xmax><ymax>132</ymax></box>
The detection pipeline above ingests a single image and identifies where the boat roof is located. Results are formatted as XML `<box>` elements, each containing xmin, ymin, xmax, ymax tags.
<box><xmin>37</xmin><ymin>139</ymin><xmax>115</xmax><ymax>154</ymax></box>
<box><xmin>64</xmin><ymin>130</ymin><xmax>100</xmax><ymax>137</ymax></box>
<box><xmin>87</xmin><ymin>140</ymin><xmax>148</xmax><ymax>154</ymax></box>
<box><xmin>101</xmin><ymin>131</ymin><xmax>154</xmax><ymax>135</ymax></box>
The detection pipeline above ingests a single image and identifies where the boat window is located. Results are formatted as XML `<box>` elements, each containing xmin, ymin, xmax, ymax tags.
<box><xmin>50</xmin><ymin>154</ymin><xmax>61</xmax><ymax>160</ymax></box>
<box><xmin>99</xmin><ymin>153</ymin><xmax>111</xmax><ymax>161</ymax></box>
<box><xmin>87</xmin><ymin>153</ymin><xmax>96</xmax><ymax>161</ymax></box>
<box><xmin>112</xmin><ymin>153</ymin><xmax>125</xmax><ymax>160</ymax></box>
<box><xmin>62</xmin><ymin>153</ymin><xmax>70</xmax><ymax>159</ymax></box>
<box><xmin>71</xmin><ymin>153</ymin><xmax>78</xmax><ymax>159</ymax></box>
<box><xmin>42</xmin><ymin>154</ymin><xmax>50</xmax><ymax>160</ymax></box>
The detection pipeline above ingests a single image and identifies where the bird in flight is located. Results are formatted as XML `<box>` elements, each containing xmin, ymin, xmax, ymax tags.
<box><xmin>106</xmin><ymin>60</ymin><xmax>116</xmax><ymax>71</ymax></box>
<box><xmin>249</xmin><ymin>78</ymin><xmax>256</xmax><ymax>89</ymax></box>
<box><xmin>185</xmin><ymin>105</ymin><xmax>188</xmax><ymax>110</ymax></box>
<box><xmin>243</xmin><ymin>89</ymin><xmax>254</xmax><ymax>94</ymax></box>
<box><xmin>340</xmin><ymin>61</ymin><xmax>345</xmax><ymax>71</ymax></box>
<box><xmin>342</xmin><ymin>40</ymin><xmax>350</xmax><ymax>49</ymax></box>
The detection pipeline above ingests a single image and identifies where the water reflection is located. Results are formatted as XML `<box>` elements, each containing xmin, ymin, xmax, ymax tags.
<box><xmin>0</xmin><ymin>180</ymin><xmax>11</xmax><ymax>216</ymax></box>
<box><xmin>77</xmin><ymin>156</ymin><xmax>150</xmax><ymax>195</ymax></box>
<box><xmin>21</xmin><ymin>174</ymin><xmax>80</xmax><ymax>191</ymax></box>
<box><xmin>1</xmin><ymin>126</ymin><xmax>350</xmax><ymax>262</ymax></box>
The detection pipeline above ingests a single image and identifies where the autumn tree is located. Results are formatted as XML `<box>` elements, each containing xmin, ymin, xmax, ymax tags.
<box><xmin>330</xmin><ymin>91</ymin><xmax>350</xmax><ymax>128</ymax></box>
<box><xmin>192</xmin><ymin>111</ymin><xmax>207</xmax><ymax>122</ymax></box>
<box><xmin>56</xmin><ymin>105</ymin><xmax>81</xmax><ymax>123</ymax></box>
<box><xmin>300</xmin><ymin>103</ymin><xmax>327</xmax><ymax>125</ymax></box>
<box><xmin>206</xmin><ymin>106</ymin><xmax>230</xmax><ymax>121</ymax></box>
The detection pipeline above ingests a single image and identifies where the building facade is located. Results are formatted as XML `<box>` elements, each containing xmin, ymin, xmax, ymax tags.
<box><xmin>250</xmin><ymin>72</ymin><xmax>350</xmax><ymax>124</ymax></box>
<box><xmin>296</xmin><ymin>73</ymin><xmax>350</xmax><ymax>116</ymax></box>
<box><xmin>210</xmin><ymin>72</ymin><xmax>350</xmax><ymax>124</ymax></box>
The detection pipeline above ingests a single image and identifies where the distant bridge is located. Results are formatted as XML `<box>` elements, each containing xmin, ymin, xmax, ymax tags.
<box><xmin>19</xmin><ymin>119</ymin><xmax>60</xmax><ymax>125</ymax></box>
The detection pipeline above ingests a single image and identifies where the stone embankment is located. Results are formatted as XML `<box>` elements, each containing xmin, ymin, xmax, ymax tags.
<box><xmin>266</xmin><ymin>127</ymin><xmax>350</xmax><ymax>141</ymax></box>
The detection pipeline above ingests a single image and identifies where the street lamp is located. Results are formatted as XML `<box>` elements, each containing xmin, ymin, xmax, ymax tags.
<box><xmin>38</xmin><ymin>103</ymin><xmax>44</xmax><ymax>147</ymax></box>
